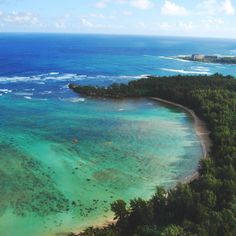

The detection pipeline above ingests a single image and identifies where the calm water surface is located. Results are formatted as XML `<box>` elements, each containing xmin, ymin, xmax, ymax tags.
<box><xmin>1</xmin><ymin>34</ymin><xmax>235</xmax><ymax>236</ymax></box>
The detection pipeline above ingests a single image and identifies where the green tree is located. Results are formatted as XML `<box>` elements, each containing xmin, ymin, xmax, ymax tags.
<box><xmin>111</xmin><ymin>200</ymin><xmax>128</xmax><ymax>221</ymax></box>
<box><xmin>160</xmin><ymin>225</ymin><xmax>185</xmax><ymax>236</ymax></box>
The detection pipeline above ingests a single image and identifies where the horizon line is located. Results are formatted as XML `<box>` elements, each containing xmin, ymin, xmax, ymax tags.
<box><xmin>0</xmin><ymin>31</ymin><xmax>236</xmax><ymax>40</ymax></box>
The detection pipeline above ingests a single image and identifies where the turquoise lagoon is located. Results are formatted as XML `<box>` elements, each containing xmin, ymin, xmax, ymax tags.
<box><xmin>0</xmin><ymin>94</ymin><xmax>202</xmax><ymax>236</ymax></box>
<box><xmin>1</xmin><ymin>34</ymin><xmax>233</xmax><ymax>236</ymax></box>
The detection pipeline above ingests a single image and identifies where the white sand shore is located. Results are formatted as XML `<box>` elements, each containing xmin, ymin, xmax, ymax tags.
<box><xmin>74</xmin><ymin>97</ymin><xmax>212</xmax><ymax>235</ymax></box>
<box><xmin>150</xmin><ymin>97</ymin><xmax>212</xmax><ymax>183</ymax></box>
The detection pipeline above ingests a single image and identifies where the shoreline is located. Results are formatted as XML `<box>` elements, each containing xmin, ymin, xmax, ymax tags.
<box><xmin>72</xmin><ymin>96</ymin><xmax>212</xmax><ymax>235</ymax></box>
<box><xmin>150</xmin><ymin>97</ymin><xmax>212</xmax><ymax>183</ymax></box>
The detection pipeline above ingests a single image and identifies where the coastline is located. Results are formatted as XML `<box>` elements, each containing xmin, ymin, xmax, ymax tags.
<box><xmin>66</xmin><ymin>216</ymin><xmax>116</xmax><ymax>236</ymax></box>
<box><xmin>150</xmin><ymin>97</ymin><xmax>212</xmax><ymax>183</ymax></box>
<box><xmin>74</xmin><ymin>96</ymin><xmax>212</xmax><ymax>235</ymax></box>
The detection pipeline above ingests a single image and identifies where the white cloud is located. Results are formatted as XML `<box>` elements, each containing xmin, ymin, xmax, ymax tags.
<box><xmin>155</xmin><ymin>16</ymin><xmax>225</xmax><ymax>35</ymax></box>
<box><xmin>95</xmin><ymin>0</ymin><xmax>110</xmax><ymax>8</ymax></box>
<box><xmin>55</xmin><ymin>20</ymin><xmax>66</xmax><ymax>29</ymax></box>
<box><xmin>88</xmin><ymin>13</ymin><xmax>116</xmax><ymax>21</ymax></box>
<box><xmin>155</xmin><ymin>20</ymin><xmax>194</xmax><ymax>32</ymax></box>
<box><xmin>198</xmin><ymin>0</ymin><xmax>217</xmax><ymax>15</ymax></box>
<box><xmin>178</xmin><ymin>21</ymin><xmax>193</xmax><ymax>30</ymax></box>
<box><xmin>117</xmin><ymin>0</ymin><xmax>126</xmax><ymax>4</ymax></box>
<box><xmin>81</xmin><ymin>18</ymin><xmax>93</xmax><ymax>27</ymax></box>
<box><xmin>206</xmin><ymin>18</ymin><xmax>224</xmax><ymax>24</ymax></box>
<box><xmin>129</xmin><ymin>0</ymin><xmax>152</xmax><ymax>10</ymax></box>
<box><xmin>198</xmin><ymin>0</ymin><xmax>235</xmax><ymax>15</ymax></box>
<box><xmin>221</xmin><ymin>0</ymin><xmax>235</xmax><ymax>15</ymax></box>
<box><xmin>89</xmin><ymin>13</ymin><xmax>105</xmax><ymax>19</ymax></box>
<box><xmin>96</xmin><ymin>0</ymin><xmax>152</xmax><ymax>10</ymax></box>
<box><xmin>161</xmin><ymin>1</ymin><xmax>188</xmax><ymax>16</ymax></box>
<box><xmin>137</xmin><ymin>21</ymin><xmax>145</xmax><ymax>28</ymax></box>
<box><xmin>158</xmin><ymin>22</ymin><xmax>173</xmax><ymax>30</ymax></box>
<box><xmin>2</xmin><ymin>11</ymin><xmax>39</xmax><ymax>24</ymax></box>
<box><xmin>202</xmin><ymin>18</ymin><xmax>224</xmax><ymax>27</ymax></box>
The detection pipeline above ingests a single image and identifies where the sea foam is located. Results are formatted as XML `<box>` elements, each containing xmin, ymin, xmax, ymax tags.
<box><xmin>60</xmin><ymin>97</ymin><xmax>86</xmax><ymax>103</ymax></box>
<box><xmin>159</xmin><ymin>56</ymin><xmax>191</xmax><ymax>63</ymax></box>
<box><xmin>0</xmin><ymin>73</ymin><xmax>149</xmax><ymax>84</ymax></box>
<box><xmin>24</xmin><ymin>96</ymin><xmax>32</xmax><ymax>100</ymax></box>
<box><xmin>160</xmin><ymin>68</ymin><xmax>211</xmax><ymax>75</ymax></box>
<box><xmin>0</xmin><ymin>89</ymin><xmax>12</xmax><ymax>93</ymax></box>
<box><xmin>14</xmin><ymin>92</ymin><xmax>34</xmax><ymax>96</ymax></box>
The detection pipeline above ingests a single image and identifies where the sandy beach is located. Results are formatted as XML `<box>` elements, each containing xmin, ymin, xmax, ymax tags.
<box><xmin>75</xmin><ymin>97</ymin><xmax>213</xmax><ymax>235</ymax></box>
<box><xmin>150</xmin><ymin>97</ymin><xmax>212</xmax><ymax>183</ymax></box>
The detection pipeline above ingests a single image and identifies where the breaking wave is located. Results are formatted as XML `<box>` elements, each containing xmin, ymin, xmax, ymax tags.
<box><xmin>0</xmin><ymin>73</ymin><xmax>150</xmax><ymax>84</ymax></box>
<box><xmin>0</xmin><ymin>89</ymin><xmax>12</xmax><ymax>93</ymax></box>
<box><xmin>158</xmin><ymin>56</ymin><xmax>191</xmax><ymax>63</ymax></box>
<box><xmin>160</xmin><ymin>68</ymin><xmax>211</xmax><ymax>75</ymax></box>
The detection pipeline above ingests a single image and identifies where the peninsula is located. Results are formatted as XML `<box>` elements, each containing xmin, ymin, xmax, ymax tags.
<box><xmin>68</xmin><ymin>74</ymin><xmax>236</xmax><ymax>236</ymax></box>
<box><xmin>177</xmin><ymin>54</ymin><xmax>236</xmax><ymax>64</ymax></box>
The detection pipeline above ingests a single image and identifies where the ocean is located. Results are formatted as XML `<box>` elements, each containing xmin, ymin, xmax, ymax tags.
<box><xmin>0</xmin><ymin>34</ymin><xmax>235</xmax><ymax>236</ymax></box>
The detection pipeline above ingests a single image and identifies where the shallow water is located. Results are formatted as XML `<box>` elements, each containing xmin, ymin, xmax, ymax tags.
<box><xmin>0</xmin><ymin>94</ymin><xmax>202</xmax><ymax>236</ymax></box>
<box><xmin>2</xmin><ymin>34</ymin><xmax>232</xmax><ymax>236</ymax></box>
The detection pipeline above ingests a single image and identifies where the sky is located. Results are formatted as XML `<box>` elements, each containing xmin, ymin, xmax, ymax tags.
<box><xmin>0</xmin><ymin>0</ymin><xmax>236</xmax><ymax>38</ymax></box>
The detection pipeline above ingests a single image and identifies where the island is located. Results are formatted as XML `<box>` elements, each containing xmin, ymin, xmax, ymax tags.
<box><xmin>177</xmin><ymin>54</ymin><xmax>236</xmax><ymax>64</ymax></box>
<box><xmin>68</xmin><ymin>74</ymin><xmax>236</xmax><ymax>236</ymax></box>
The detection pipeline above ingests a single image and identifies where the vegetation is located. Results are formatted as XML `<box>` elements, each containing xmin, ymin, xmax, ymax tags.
<box><xmin>178</xmin><ymin>56</ymin><xmax>236</xmax><ymax>64</ymax></box>
<box><xmin>69</xmin><ymin>74</ymin><xmax>236</xmax><ymax>236</ymax></box>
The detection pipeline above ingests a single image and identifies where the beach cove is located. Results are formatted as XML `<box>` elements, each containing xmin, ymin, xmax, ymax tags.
<box><xmin>0</xmin><ymin>94</ymin><xmax>203</xmax><ymax>236</ymax></box>
<box><xmin>0</xmin><ymin>34</ymin><xmax>234</xmax><ymax>236</ymax></box>
<box><xmin>75</xmin><ymin>95</ymin><xmax>212</xmax><ymax>235</ymax></box>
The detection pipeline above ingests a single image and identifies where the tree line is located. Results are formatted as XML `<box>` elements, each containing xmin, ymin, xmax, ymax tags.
<box><xmin>69</xmin><ymin>74</ymin><xmax>236</xmax><ymax>236</ymax></box>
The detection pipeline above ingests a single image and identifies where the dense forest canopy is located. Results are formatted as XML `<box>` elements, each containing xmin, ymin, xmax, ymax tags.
<box><xmin>69</xmin><ymin>74</ymin><xmax>236</xmax><ymax>236</ymax></box>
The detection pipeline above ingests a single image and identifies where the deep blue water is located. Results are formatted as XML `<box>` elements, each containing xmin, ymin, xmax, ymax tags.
<box><xmin>1</xmin><ymin>34</ymin><xmax>236</xmax><ymax>76</ymax></box>
<box><xmin>0</xmin><ymin>33</ymin><xmax>236</xmax><ymax>99</ymax></box>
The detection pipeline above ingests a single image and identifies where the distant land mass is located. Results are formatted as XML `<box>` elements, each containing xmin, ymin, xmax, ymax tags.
<box><xmin>177</xmin><ymin>54</ymin><xmax>236</xmax><ymax>64</ymax></box>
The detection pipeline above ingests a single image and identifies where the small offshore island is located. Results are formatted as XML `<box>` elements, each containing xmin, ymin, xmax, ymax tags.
<box><xmin>177</xmin><ymin>54</ymin><xmax>236</xmax><ymax>64</ymax></box>
<box><xmin>68</xmin><ymin>74</ymin><xmax>236</xmax><ymax>236</ymax></box>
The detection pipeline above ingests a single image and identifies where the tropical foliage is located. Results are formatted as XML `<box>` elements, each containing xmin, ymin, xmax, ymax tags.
<box><xmin>69</xmin><ymin>74</ymin><xmax>236</xmax><ymax>236</ymax></box>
